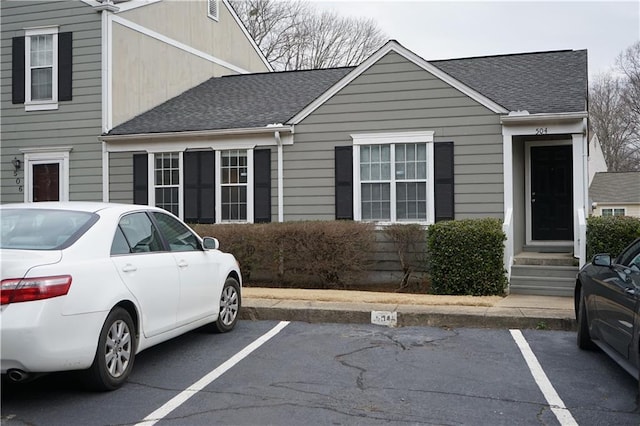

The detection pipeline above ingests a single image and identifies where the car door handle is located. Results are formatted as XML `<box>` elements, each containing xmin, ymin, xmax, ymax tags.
<box><xmin>122</xmin><ymin>264</ymin><xmax>137</xmax><ymax>273</ymax></box>
<box><xmin>177</xmin><ymin>260</ymin><xmax>188</xmax><ymax>268</ymax></box>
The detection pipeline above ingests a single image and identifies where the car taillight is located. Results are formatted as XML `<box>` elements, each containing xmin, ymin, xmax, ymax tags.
<box><xmin>0</xmin><ymin>275</ymin><xmax>72</xmax><ymax>305</ymax></box>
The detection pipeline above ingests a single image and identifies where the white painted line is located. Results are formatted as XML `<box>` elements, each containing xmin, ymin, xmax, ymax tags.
<box><xmin>510</xmin><ymin>329</ymin><xmax>578</xmax><ymax>426</ymax></box>
<box><xmin>136</xmin><ymin>321</ymin><xmax>290</xmax><ymax>426</ymax></box>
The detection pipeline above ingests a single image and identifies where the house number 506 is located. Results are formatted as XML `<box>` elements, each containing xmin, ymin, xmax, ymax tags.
<box><xmin>536</xmin><ymin>127</ymin><xmax>548</xmax><ymax>135</ymax></box>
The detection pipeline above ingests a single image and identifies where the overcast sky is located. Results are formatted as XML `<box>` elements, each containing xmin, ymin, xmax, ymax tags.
<box><xmin>310</xmin><ymin>0</ymin><xmax>639</xmax><ymax>77</ymax></box>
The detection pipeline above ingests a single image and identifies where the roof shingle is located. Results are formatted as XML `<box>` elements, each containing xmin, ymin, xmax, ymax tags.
<box><xmin>107</xmin><ymin>48</ymin><xmax>587</xmax><ymax>136</ymax></box>
<box><xmin>589</xmin><ymin>172</ymin><xmax>640</xmax><ymax>203</ymax></box>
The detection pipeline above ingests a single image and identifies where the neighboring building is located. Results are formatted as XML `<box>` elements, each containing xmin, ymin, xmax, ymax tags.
<box><xmin>588</xmin><ymin>134</ymin><xmax>608</xmax><ymax>185</ymax></box>
<box><xmin>1</xmin><ymin>0</ymin><xmax>270</xmax><ymax>204</ymax></box>
<box><xmin>100</xmin><ymin>40</ymin><xmax>589</xmax><ymax>295</ymax></box>
<box><xmin>590</xmin><ymin>172</ymin><xmax>640</xmax><ymax>217</ymax></box>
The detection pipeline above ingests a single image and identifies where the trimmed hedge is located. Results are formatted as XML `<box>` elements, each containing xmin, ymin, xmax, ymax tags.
<box><xmin>586</xmin><ymin>215</ymin><xmax>640</xmax><ymax>260</ymax></box>
<box><xmin>427</xmin><ymin>218</ymin><xmax>507</xmax><ymax>296</ymax></box>
<box><xmin>191</xmin><ymin>221</ymin><xmax>375</xmax><ymax>288</ymax></box>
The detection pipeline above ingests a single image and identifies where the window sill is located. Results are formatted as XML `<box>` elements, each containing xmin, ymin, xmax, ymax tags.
<box><xmin>25</xmin><ymin>101</ymin><xmax>58</xmax><ymax>112</ymax></box>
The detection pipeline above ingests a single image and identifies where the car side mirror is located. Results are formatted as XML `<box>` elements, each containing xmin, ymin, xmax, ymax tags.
<box><xmin>592</xmin><ymin>253</ymin><xmax>612</xmax><ymax>267</ymax></box>
<box><xmin>202</xmin><ymin>237</ymin><xmax>219</xmax><ymax>250</ymax></box>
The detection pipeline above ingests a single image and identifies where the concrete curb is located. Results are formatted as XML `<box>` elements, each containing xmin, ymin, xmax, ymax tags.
<box><xmin>240</xmin><ymin>298</ymin><xmax>577</xmax><ymax>331</ymax></box>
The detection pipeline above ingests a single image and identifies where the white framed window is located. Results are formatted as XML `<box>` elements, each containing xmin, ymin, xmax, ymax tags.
<box><xmin>152</xmin><ymin>152</ymin><xmax>181</xmax><ymax>217</ymax></box>
<box><xmin>602</xmin><ymin>208</ymin><xmax>625</xmax><ymax>217</ymax></box>
<box><xmin>25</xmin><ymin>27</ymin><xmax>58</xmax><ymax>111</ymax></box>
<box><xmin>352</xmin><ymin>131</ymin><xmax>434</xmax><ymax>224</ymax></box>
<box><xmin>216</xmin><ymin>149</ymin><xmax>254</xmax><ymax>222</ymax></box>
<box><xmin>22</xmin><ymin>149</ymin><xmax>71</xmax><ymax>202</ymax></box>
<box><xmin>207</xmin><ymin>0</ymin><xmax>219</xmax><ymax>21</ymax></box>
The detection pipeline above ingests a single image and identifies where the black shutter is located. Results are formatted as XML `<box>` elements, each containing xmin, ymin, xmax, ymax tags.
<box><xmin>434</xmin><ymin>142</ymin><xmax>454</xmax><ymax>222</ymax></box>
<box><xmin>335</xmin><ymin>146</ymin><xmax>353</xmax><ymax>220</ymax></box>
<box><xmin>133</xmin><ymin>154</ymin><xmax>148</xmax><ymax>205</ymax></box>
<box><xmin>12</xmin><ymin>37</ymin><xmax>25</xmax><ymax>104</ymax></box>
<box><xmin>184</xmin><ymin>151</ymin><xmax>215</xmax><ymax>223</ymax></box>
<box><xmin>254</xmin><ymin>149</ymin><xmax>271</xmax><ymax>223</ymax></box>
<box><xmin>58</xmin><ymin>32</ymin><xmax>72</xmax><ymax>101</ymax></box>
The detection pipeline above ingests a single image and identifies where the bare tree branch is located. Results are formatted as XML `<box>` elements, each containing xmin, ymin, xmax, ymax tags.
<box><xmin>229</xmin><ymin>0</ymin><xmax>387</xmax><ymax>70</ymax></box>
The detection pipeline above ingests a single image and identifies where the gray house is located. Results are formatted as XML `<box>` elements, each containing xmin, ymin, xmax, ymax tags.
<box><xmin>590</xmin><ymin>172</ymin><xmax>640</xmax><ymax>218</ymax></box>
<box><xmin>1</xmin><ymin>0</ymin><xmax>270</xmax><ymax>204</ymax></box>
<box><xmin>101</xmin><ymin>41</ymin><xmax>589</xmax><ymax>296</ymax></box>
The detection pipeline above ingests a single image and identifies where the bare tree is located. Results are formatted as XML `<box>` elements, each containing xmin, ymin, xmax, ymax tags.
<box><xmin>617</xmin><ymin>41</ymin><xmax>640</xmax><ymax>128</ymax></box>
<box><xmin>589</xmin><ymin>73</ymin><xmax>640</xmax><ymax>171</ymax></box>
<box><xmin>589</xmin><ymin>42</ymin><xmax>640</xmax><ymax>172</ymax></box>
<box><xmin>229</xmin><ymin>0</ymin><xmax>387</xmax><ymax>70</ymax></box>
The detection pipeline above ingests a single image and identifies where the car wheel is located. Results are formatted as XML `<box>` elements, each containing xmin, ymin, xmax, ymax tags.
<box><xmin>577</xmin><ymin>290</ymin><xmax>595</xmax><ymax>350</ymax></box>
<box><xmin>210</xmin><ymin>277</ymin><xmax>241</xmax><ymax>333</ymax></box>
<box><xmin>85</xmin><ymin>307</ymin><xmax>136</xmax><ymax>391</ymax></box>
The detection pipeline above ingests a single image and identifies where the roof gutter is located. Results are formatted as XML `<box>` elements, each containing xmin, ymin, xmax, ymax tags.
<box><xmin>500</xmin><ymin>111</ymin><xmax>588</xmax><ymax>125</ymax></box>
<box><xmin>99</xmin><ymin>125</ymin><xmax>295</xmax><ymax>142</ymax></box>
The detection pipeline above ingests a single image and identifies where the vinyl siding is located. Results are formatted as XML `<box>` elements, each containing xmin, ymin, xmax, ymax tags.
<box><xmin>112</xmin><ymin>0</ymin><xmax>270</xmax><ymax>127</ymax></box>
<box><xmin>109</xmin><ymin>152</ymin><xmax>135</xmax><ymax>204</ymax></box>
<box><xmin>0</xmin><ymin>0</ymin><xmax>102</xmax><ymax>203</ymax></box>
<box><xmin>285</xmin><ymin>51</ymin><xmax>504</xmax><ymax>221</ymax></box>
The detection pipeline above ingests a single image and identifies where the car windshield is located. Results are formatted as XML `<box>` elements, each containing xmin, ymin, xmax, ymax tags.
<box><xmin>0</xmin><ymin>208</ymin><xmax>97</xmax><ymax>250</ymax></box>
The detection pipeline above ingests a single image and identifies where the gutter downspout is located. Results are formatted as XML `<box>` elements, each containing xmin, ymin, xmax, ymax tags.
<box><xmin>275</xmin><ymin>131</ymin><xmax>284</xmax><ymax>222</ymax></box>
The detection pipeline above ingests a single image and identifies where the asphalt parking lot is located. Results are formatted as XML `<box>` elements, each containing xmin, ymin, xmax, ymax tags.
<box><xmin>2</xmin><ymin>320</ymin><xmax>638</xmax><ymax>426</ymax></box>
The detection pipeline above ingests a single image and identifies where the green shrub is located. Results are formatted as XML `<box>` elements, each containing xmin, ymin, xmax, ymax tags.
<box><xmin>586</xmin><ymin>215</ymin><xmax>640</xmax><ymax>259</ymax></box>
<box><xmin>427</xmin><ymin>218</ymin><xmax>507</xmax><ymax>296</ymax></box>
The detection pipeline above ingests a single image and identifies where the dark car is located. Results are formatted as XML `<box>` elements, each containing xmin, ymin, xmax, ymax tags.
<box><xmin>575</xmin><ymin>238</ymin><xmax>640</xmax><ymax>391</ymax></box>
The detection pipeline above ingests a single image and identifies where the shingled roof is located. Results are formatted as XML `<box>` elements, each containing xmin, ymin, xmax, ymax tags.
<box><xmin>107</xmin><ymin>47</ymin><xmax>587</xmax><ymax>136</ymax></box>
<box><xmin>589</xmin><ymin>172</ymin><xmax>640</xmax><ymax>203</ymax></box>
<box><xmin>431</xmin><ymin>49</ymin><xmax>587</xmax><ymax>114</ymax></box>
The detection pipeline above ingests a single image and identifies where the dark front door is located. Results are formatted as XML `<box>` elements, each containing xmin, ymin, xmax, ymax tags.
<box><xmin>32</xmin><ymin>163</ymin><xmax>60</xmax><ymax>202</ymax></box>
<box><xmin>531</xmin><ymin>145</ymin><xmax>573</xmax><ymax>241</ymax></box>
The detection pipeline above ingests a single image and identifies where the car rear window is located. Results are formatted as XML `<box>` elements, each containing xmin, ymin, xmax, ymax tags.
<box><xmin>0</xmin><ymin>209</ymin><xmax>98</xmax><ymax>250</ymax></box>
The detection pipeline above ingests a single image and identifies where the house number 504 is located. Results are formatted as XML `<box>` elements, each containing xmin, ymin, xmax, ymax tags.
<box><xmin>536</xmin><ymin>127</ymin><xmax>548</xmax><ymax>135</ymax></box>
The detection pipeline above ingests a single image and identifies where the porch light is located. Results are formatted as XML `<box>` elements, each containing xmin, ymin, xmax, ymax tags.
<box><xmin>11</xmin><ymin>157</ymin><xmax>21</xmax><ymax>173</ymax></box>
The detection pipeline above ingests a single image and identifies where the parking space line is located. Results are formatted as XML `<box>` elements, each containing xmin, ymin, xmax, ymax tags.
<box><xmin>510</xmin><ymin>329</ymin><xmax>578</xmax><ymax>426</ymax></box>
<box><xmin>135</xmin><ymin>321</ymin><xmax>290</xmax><ymax>426</ymax></box>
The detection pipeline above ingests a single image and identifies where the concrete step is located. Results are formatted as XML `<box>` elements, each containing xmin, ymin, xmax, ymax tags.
<box><xmin>523</xmin><ymin>244</ymin><xmax>573</xmax><ymax>253</ymax></box>
<box><xmin>511</xmin><ymin>264</ymin><xmax>578</xmax><ymax>279</ymax></box>
<box><xmin>513</xmin><ymin>252</ymin><xmax>577</xmax><ymax>267</ymax></box>
<box><xmin>509</xmin><ymin>276</ymin><xmax>575</xmax><ymax>297</ymax></box>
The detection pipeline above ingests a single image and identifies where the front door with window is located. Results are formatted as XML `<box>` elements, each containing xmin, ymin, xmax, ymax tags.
<box><xmin>530</xmin><ymin>145</ymin><xmax>573</xmax><ymax>241</ymax></box>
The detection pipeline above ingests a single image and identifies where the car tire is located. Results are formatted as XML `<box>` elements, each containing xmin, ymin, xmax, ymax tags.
<box><xmin>84</xmin><ymin>307</ymin><xmax>136</xmax><ymax>391</ymax></box>
<box><xmin>209</xmin><ymin>277</ymin><xmax>241</xmax><ymax>333</ymax></box>
<box><xmin>577</xmin><ymin>290</ymin><xmax>595</xmax><ymax>350</ymax></box>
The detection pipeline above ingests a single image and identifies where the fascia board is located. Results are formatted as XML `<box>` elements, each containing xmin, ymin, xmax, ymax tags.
<box><xmin>500</xmin><ymin>111</ymin><xmax>588</xmax><ymax>125</ymax></box>
<box><xmin>289</xmin><ymin>40</ymin><xmax>508</xmax><ymax>125</ymax></box>
<box><xmin>82</xmin><ymin>0</ymin><xmax>162</xmax><ymax>13</ymax></box>
<box><xmin>99</xmin><ymin>125</ymin><xmax>294</xmax><ymax>142</ymax></box>
<box><xmin>222</xmin><ymin>0</ymin><xmax>274</xmax><ymax>72</ymax></box>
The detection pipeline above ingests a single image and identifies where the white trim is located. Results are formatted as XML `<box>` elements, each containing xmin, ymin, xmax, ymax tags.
<box><xmin>351</xmin><ymin>131</ymin><xmax>435</xmax><ymax>224</ymax></box>
<box><xmin>22</xmin><ymin>150</ymin><xmax>71</xmax><ymax>203</ymax></box>
<box><xmin>500</xmin><ymin>111</ymin><xmax>588</xmax><ymax>125</ymax></box>
<box><xmin>290</xmin><ymin>40</ymin><xmax>507</xmax><ymax>125</ymax></box>
<box><xmin>102</xmin><ymin>142</ymin><xmax>109</xmax><ymax>202</ymax></box>
<box><xmin>215</xmin><ymin>149</ymin><xmax>254</xmax><ymax>223</ymax></box>
<box><xmin>100</xmin><ymin>125</ymin><xmax>294</xmax><ymax>143</ymax></box>
<box><xmin>221</xmin><ymin>0</ymin><xmax>273</xmax><ymax>72</ymax></box>
<box><xmin>110</xmin><ymin>15</ymin><xmax>250</xmax><ymax>75</ymax></box>
<box><xmin>82</xmin><ymin>0</ymin><xmax>162</xmax><ymax>13</ymax></box>
<box><xmin>24</xmin><ymin>27</ymin><xmax>59</xmax><ymax>112</ymax></box>
<box><xmin>524</xmin><ymin>140</ymin><xmax>573</xmax><ymax>245</ymax></box>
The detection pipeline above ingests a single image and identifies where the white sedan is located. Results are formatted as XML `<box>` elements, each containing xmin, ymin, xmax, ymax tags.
<box><xmin>1</xmin><ymin>202</ymin><xmax>242</xmax><ymax>391</ymax></box>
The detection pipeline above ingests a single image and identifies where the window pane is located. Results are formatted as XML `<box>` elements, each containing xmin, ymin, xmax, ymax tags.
<box><xmin>32</xmin><ymin>163</ymin><xmax>59</xmax><ymax>202</ymax></box>
<box><xmin>30</xmin><ymin>34</ymin><xmax>53</xmax><ymax>67</ymax></box>
<box><xmin>361</xmin><ymin>183</ymin><xmax>390</xmax><ymax>221</ymax></box>
<box><xmin>221</xmin><ymin>186</ymin><xmax>247</xmax><ymax>221</ymax></box>
<box><xmin>31</xmin><ymin>68</ymin><xmax>53</xmax><ymax>100</ymax></box>
<box><xmin>396</xmin><ymin>182</ymin><xmax>427</xmax><ymax>220</ymax></box>
<box><xmin>118</xmin><ymin>212</ymin><xmax>163</xmax><ymax>253</ymax></box>
<box><xmin>152</xmin><ymin>212</ymin><xmax>199</xmax><ymax>252</ymax></box>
